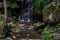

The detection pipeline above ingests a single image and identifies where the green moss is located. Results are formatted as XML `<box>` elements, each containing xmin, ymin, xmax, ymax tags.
<box><xmin>43</xmin><ymin>2</ymin><xmax>60</xmax><ymax>23</ymax></box>
<box><xmin>43</xmin><ymin>2</ymin><xmax>56</xmax><ymax>16</ymax></box>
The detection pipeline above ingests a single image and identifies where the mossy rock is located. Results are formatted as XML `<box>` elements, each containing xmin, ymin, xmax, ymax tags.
<box><xmin>43</xmin><ymin>2</ymin><xmax>60</xmax><ymax>23</ymax></box>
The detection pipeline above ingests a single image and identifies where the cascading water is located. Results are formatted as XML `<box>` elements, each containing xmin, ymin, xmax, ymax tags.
<box><xmin>19</xmin><ymin>0</ymin><xmax>34</xmax><ymax>23</ymax></box>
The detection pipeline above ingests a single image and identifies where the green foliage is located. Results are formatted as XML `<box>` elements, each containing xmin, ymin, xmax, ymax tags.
<box><xmin>33</xmin><ymin>23</ymin><xmax>40</xmax><ymax>30</ymax></box>
<box><xmin>33</xmin><ymin>23</ymin><xmax>45</xmax><ymax>30</ymax></box>
<box><xmin>0</xmin><ymin>16</ymin><xmax>4</xmax><ymax>22</ymax></box>
<box><xmin>57</xmin><ymin>23</ymin><xmax>60</xmax><ymax>27</ymax></box>
<box><xmin>34</xmin><ymin>0</ymin><xmax>52</xmax><ymax>10</ymax></box>
<box><xmin>7</xmin><ymin>22</ymin><xmax>13</xmax><ymax>27</ymax></box>
<box><xmin>0</xmin><ymin>16</ymin><xmax>4</xmax><ymax>32</ymax></box>
<box><xmin>6</xmin><ymin>0</ymin><xmax>18</xmax><ymax>8</ymax></box>
<box><xmin>11</xmin><ymin>2</ymin><xmax>18</xmax><ymax>8</ymax></box>
<box><xmin>56</xmin><ymin>23</ymin><xmax>60</xmax><ymax>30</ymax></box>
<box><xmin>43</xmin><ymin>2</ymin><xmax>56</xmax><ymax>16</ymax></box>
<box><xmin>42</xmin><ymin>27</ymin><xmax>55</xmax><ymax>40</ymax></box>
<box><xmin>0</xmin><ymin>16</ymin><xmax>5</xmax><ymax>38</ymax></box>
<box><xmin>0</xmin><ymin>34</ymin><xmax>5</xmax><ymax>39</ymax></box>
<box><xmin>7</xmin><ymin>22</ymin><xmax>17</xmax><ymax>30</ymax></box>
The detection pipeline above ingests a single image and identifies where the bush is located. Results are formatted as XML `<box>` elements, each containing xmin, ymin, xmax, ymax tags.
<box><xmin>0</xmin><ymin>16</ymin><xmax>5</xmax><ymax>38</ymax></box>
<box><xmin>56</xmin><ymin>23</ymin><xmax>60</xmax><ymax>30</ymax></box>
<box><xmin>34</xmin><ymin>0</ymin><xmax>52</xmax><ymax>10</ymax></box>
<box><xmin>33</xmin><ymin>22</ymin><xmax>45</xmax><ymax>30</ymax></box>
<box><xmin>33</xmin><ymin>23</ymin><xmax>40</xmax><ymax>30</ymax></box>
<box><xmin>42</xmin><ymin>26</ymin><xmax>55</xmax><ymax>40</ymax></box>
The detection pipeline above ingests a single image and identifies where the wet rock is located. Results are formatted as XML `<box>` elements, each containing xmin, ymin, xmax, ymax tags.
<box><xmin>5</xmin><ymin>37</ymin><xmax>13</xmax><ymax>40</ymax></box>
<box><xmin>11</xmin><ymin>27</ymin><xmax>21</xmax><ymax>33</ymax></box>
<box><xmin>28</xmin><ymin>26</ymin><xmax>33</xmax><ymax>30</ymax></box>
<box><xmin>27</xmin><ymin>34</ymin><xmax>30</xmax><ymax>36</ymax></box>
<box><xmin>53</xmin><ymin>33</ymin><xmax>60</xmax><ymax>40</ymax></box>
<box><xmin>19</xmin><ymin>24</ymin><xmax>25</xmax><ymax>27</ymax></box>
<box><xmin>13</xmin><ymin>36</ymin><xmax>16</xmax><ymax>39</ymax></box>
<box><xmin>29</xmin><ymin>39</ymin><xmax>41</xmax><ymax>40</ymax></box>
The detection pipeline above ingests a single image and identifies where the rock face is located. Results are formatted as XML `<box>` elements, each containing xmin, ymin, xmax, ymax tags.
<box><xmin>43</xmin><ymin>2</ymin><xmax>60</xmax><ymax>23</ymax></box>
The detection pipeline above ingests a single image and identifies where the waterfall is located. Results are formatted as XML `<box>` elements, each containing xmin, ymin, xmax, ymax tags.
<box><xmin>19</xmin><ymin>0</ymin><xmax>34</xmax><ymax>23</ymax></box>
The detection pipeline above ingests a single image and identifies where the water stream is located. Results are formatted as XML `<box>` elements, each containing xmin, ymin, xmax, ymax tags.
<box><xmin>19</xmin><ymin>0</ymin><xmax>34</xmax><ymax>23</ymax></box>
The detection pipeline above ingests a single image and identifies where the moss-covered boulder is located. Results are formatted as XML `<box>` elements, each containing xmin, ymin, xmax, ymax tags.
<box><xmin>43</xmin><ymin>2</ymin><xmax>60</xmax><ymax>23</ymax></box>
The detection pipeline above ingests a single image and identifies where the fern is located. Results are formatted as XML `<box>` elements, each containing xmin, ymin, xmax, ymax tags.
<box><xmin>42</xmin><ymin>26</ymin><xmax>55</xmax><ymax>40</ymax></box>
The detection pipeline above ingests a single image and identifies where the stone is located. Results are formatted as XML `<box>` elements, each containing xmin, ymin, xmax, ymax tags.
<box><xmin>19</xmin><ymin>24</ymin><xmax>25</xmax><ymax>27</ymax></box>
<box><xmin>13</xmin><ymin>36</ymin><xmax>16</xmax><ymax>39</ymax></box>
<box><xmin>6</xmin><ymin>37</ymin><xmax>13</xmax><ymax>40</ymax></box>
<box><xmin>43</xmin><ymin>2</ymin><xmax>60</xmax><ymax>23</ymax></box>
<box><xmin>29</xmin><ymin>39</ymin><xmax>41</xmax><ymax>40</ymax></box>
<box><xmin>27</xmin><ymin>34</ymin><xmax>30</xmax><ymax>36</ymax></box>
<box><xmin>11</xmin><ymin>27</ymin><xmax>21</xmax><ymax>33</ymax></box>
<box><xmin>53</xmin><ymin>33</ymin><xmax>60</xmax><ymax>40</ymax></box>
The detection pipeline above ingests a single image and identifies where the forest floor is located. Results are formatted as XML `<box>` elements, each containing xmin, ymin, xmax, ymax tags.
<box><xmin>1</xmin><ymin>22</ymin><xmax>42</xmax><ymax>40</ymax></box>
<box><xmin>1</xmin><ymin>22</ymin><xmax>60</xmax><ymax>40</ymax></box>
<box><xmin>12</xmin><ymin>23</ymin><xmax>42</xmax><ymax>40</ymax></box>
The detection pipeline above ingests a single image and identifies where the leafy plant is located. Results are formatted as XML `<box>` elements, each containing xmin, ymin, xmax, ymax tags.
<box><xmin>0</xmin><ymin>16</ymin><xmax>4</xmax><ymax>31</ymax></box>
<box><xmin>0</xmin><ymin>16</ymin><xmax>5</xmax><ymax>38</ymax></box>
<box><xmin>0</xmin><ymin>16</ymin><xmax>4</xmax><ymax>22</ymax></box>
<box><xmin>56</xmin><ymin>23</ymin><xmax>60</xmax><ymax>30</ymax></box>
<box><xmin>0</xmin><ymin>33</ymin><xmax>5</xmax><ymax>39</ymax></box>
<box><xmin>42</xmin><ymin>26</ymin><xmax>55</xmax><ymax>40</ymax></box>
<box><xmin>7</xmin><ymin>22</ymin><xmax>13</xmax><ymax>27</ymax></box>
<box><xmin>33</xmin><ymin>23</ymin><xmax>45</xmax><ymax>30</ymax></box>
<box><xmin>6</xmin><ymin>0</ymin><xmax>18</xmax><ymax>8</ymax></box>
<box><xmin>57</xmin><ymin>23</ymin><xmax>60</xmax><ymax>27</ymax></box>
<box><xmin>33</xmin><ymin>23</ymin><xmax>41</xmax><ymax>30</ymax></box>
<box><xmin>34</xmin><ymin>0</ymin><xmax>52</xmax><ymax>10</ymax></box>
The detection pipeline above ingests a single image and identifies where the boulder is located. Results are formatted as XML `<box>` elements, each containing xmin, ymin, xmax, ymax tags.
<box><xmin>43</xmin><ymin>2</ymin><xmax>60</xmax><ymax>23</ymax></box>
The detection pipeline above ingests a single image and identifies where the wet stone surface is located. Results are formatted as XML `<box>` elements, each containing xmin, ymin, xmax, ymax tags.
<box><xmin>1</xmin><ymin>37</ymin><xmax>13</xmax><ymax>40</ymax></box>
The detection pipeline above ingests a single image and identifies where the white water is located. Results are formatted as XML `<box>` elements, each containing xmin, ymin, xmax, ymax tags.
<box><xmin>19</xmin><ymin>0</ymin><xmax>33</xmax><ymax>23</ymax></box>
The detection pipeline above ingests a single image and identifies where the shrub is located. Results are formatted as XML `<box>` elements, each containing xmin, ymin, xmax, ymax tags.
<box><xmin>56</xmin><ymin>23</ymin><xmax>60</xmax><ymax>30</ymax></box>
<box><xmin>34</xmin><ymin>0</ymin><xmax>52</xmax><ymax>10</ymax></box>
<box><xmin>33</xmin><ymin>23</ymin><xmax>45</xmax><ymax>30</ymax></box>
<box><xmin>33</xmin><ymin>23</ymin><xmax>40</xmax><ymax>30</ymax></box>
<box><xmin>0</xmin><ymin>16</ymin><xmax>5</xmax><ymax>38</ymax></box>
<box><xmin>42</xmin><ymin>26</ymin><xmax>55</xmax><ymax>40</ymax></box>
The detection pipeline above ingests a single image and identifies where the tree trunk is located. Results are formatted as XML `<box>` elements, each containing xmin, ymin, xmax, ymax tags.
<box><xmin>3</xmin><ymin>0</ymin><xmax>7</xmax><ymax>26</ymax></box>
